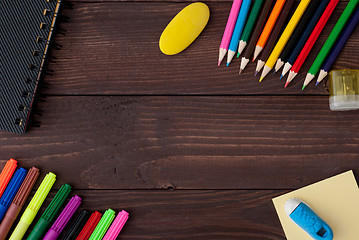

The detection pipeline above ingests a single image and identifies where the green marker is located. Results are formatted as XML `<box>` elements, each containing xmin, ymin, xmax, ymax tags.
<box><xmin>89</xmin><ymin>209</ymin><xmax>115</xmax><ymax>240</ymax></box>
<box><xmin>303</xmin><ymin>0</ymin><xmax>359</xmax><ymax>88</ymax></box>
<box><xmin>237</xmin><ymin>0</ymin><xmax>265</xmax><ymax>57</ymax></box>
<box><xmin>27</xmin><ymin>184</ymin><xmax>72</xmax><ymax>240</ymax></box>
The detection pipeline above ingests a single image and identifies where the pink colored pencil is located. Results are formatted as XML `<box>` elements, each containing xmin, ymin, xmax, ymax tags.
<box><xmin>285</xmin><ymin>0</ymin><xmax>339</xmax><ymax>87</ymax></box>
<box><xmin>218</xmin><ymin>0</ymin><xmax>243</xmax><ymax>66</ymax></box>
<box><xmin>102</xmin><ymin>211</ymin><xmax>129</xmax><ymax>240</ymax></box>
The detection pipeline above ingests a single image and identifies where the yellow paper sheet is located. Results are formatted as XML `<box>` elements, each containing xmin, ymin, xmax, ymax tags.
<box><xmin>272</xmin><ymin>171</ymin><xmax>359</xmax><ymax>240</ymax></box>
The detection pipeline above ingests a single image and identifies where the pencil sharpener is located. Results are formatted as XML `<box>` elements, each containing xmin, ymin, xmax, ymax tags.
<box><xmin>285</xmin><ymin>198</ymin><xmax>333</xmax><ymax>240</ymax></box>
<box><xmin>328</xmin><ymin>69</ymin><xmax>359</xmax><ymax>111</ymax></box>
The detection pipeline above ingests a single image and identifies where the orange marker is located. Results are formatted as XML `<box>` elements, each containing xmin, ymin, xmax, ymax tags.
<box><xmin>253</xmin><ymin>0</ymin><xmax>287</xmax><ymax>61</ymax></box>
<box><xmin>0</xmin><ymin>159</ymin><xmax>17</xmax><ymax>198</ymax></box>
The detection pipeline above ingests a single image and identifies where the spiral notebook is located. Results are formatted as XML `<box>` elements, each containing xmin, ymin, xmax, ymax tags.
<box><xmin>0</xmin><ymin>0</ymin><xmax>64</xmax><ymax>134</ymax></box>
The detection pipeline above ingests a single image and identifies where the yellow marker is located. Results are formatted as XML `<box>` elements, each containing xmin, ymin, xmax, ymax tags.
<box><xmin>260</xmin><ymin>0</ymin><xmax>311</xmax><ymax>82</ymax></box>
<box><xmin>9</xmin><ymin>172</ymin><xmax>56</xmax><ymax>240</ymax></box>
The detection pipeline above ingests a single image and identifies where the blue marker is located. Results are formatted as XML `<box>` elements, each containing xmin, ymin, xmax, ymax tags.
<box><xmin>280</xmin><ymin>0</ymin><xmax>331</xmax><ymax>79</ymax></box>
<box><xmin>285</xmin><ymin>198</ymin><xmax>333</xmax><ymax>240</ymax></box>
<box><xmin>0</xmin><ymin>168</ymin><xmax>27</xmax><ymax>221</ymax></box>
<box><xmin>227</xmin><ymin>0</ymin><xmax>251</xmax><ymax>66</ymax></box>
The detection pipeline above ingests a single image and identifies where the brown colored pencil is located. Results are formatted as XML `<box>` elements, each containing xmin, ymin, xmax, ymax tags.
<box><xmin>254</xmin><ymin>0</ymin><xmax>295</xmax><ymax>76</ymax></box>
<box><xmin>238</xmin><ymin>0</ymin><xmax>274</xmax><ymax>74</ymax></box>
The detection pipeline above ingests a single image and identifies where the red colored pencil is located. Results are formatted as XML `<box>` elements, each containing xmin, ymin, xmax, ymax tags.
<box><xmin>285</xmin><ymin>0</ymin><xmax>339</xmax><ymax>87</ymax></box>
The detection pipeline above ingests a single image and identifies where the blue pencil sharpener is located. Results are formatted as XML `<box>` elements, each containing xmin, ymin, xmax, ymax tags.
<box><xmin>285</xmin><ymin>198</ymin><xmax>333</xmax><ymax>240</ymax></box>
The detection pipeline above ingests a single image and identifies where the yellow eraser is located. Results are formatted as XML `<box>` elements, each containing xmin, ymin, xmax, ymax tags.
<box><xmin>159</xmin><ymin>2</ymin><xmax>210</xmax><ymax>55</ymax></box>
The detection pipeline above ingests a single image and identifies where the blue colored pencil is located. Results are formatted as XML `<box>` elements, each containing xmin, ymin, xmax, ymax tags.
<box><xmin>316</xmin><ymin>7</ymin><xmax>359</xmax><ymax>84</ymax></box>
<box><xmin>227</xmin><ymin>0</ymin><xmax>251</xmax><ymax>66</ymax></box>
<box><xmin>280</xmin><ymin>0</ymin><xmax>331</xmax><ymax>79</ymax></box>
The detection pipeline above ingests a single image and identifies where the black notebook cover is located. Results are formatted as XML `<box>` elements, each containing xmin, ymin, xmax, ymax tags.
<box><xmin>0</xmin><ymin>0</ymin><xmax>63</xmax><ymax>134</ymax></box>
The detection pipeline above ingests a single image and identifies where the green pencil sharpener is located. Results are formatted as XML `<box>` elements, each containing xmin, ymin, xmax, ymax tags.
<box><xmin>329</xmin><ymin>69</ymin><xmax>359</xmax><ymax>111</ymax></box>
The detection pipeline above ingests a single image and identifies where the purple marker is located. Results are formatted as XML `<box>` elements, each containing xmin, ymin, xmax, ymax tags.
<box><xmin>43</xmin><ymin>195</ymin><xmax>82</xmax><ymax>240</ymax></box>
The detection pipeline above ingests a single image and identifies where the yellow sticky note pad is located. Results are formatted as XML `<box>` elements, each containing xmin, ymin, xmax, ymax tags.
<box><xmin>272</xmin><ymin>171</ymin><xmax>359</xmax><ymax>240</ymax></box>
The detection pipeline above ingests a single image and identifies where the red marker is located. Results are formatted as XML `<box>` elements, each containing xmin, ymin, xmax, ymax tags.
<box><xmin>0</xmin><ymin>159</ymin><xmax>17</xmax><ymax>198</ymax></box>
<box><xmin>76</xmin><ymin>211</ymin><xmax>102</xmax><ymax>240</ymax></box>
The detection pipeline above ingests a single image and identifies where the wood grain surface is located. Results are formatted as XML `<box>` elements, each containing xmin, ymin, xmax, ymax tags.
<box><xmin>2</xmin><ymin>96</ymin><xmax>358</xmax><ymax>190</ymax></box>
<box><xmin>1</xmin><ymin>0</ymin><xmax>358</xmax><ymax>239</ymax></box>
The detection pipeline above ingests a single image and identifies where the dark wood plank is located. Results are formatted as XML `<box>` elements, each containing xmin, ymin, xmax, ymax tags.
<box><xmin>22</xmin><ymin>190</ymin><xmax>286</xmax><ymax>240</ymax></box>
<box><xmin>45</xmin><ymin>2</ymin><xmax>359</xmax><ymax>95</ymax></box>
<box><xmin>1</xmin><ymin>96</ymin><xmax>358</xmax><ymax>189</ymax></box>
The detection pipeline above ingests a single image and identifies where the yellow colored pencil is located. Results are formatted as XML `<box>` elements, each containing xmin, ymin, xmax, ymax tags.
<box><xmin>259</xmin><ymin>0</ymin><xmax>311</xmax><ymax>82</ymax></box>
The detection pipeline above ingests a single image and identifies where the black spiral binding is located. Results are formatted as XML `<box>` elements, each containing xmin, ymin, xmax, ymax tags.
<box><xmin>0</xmin><ymin>0</ymin><xmax>66</xmax><ymax>134</ymax></box>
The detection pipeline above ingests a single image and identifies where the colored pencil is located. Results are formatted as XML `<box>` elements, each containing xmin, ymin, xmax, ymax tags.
<box><xmin>260</xmin><ymin>0</ymin><xmax>311</xmax><ymax>82</ymax></box>
<box><xmin>253</xmin><ymin>0</ymin><xmax>287</xmax><ymax>61</ymax></box>
<box><xmin>227</xmin><ymin>0</ymin><xmax>251</xmax><ymax>65</ymax></box>
<box><xmin>218</xmin><ymin>0</ymin><xmax>243</xmax><ymax>66</ymax></box>
<box><xmin>274</xmin><ymin>0</ymin><xmax>322</xmax><ymax>73</ymax></box>
<box><xmin>0</xmin><ymin>159</ymin><xmax>17</xmax><ymax>199</ymax></box>
<box><xmin>239</xmin><ymin>0</ymin><xmax>275</xmax><ymax>73</ymax></box>
<box><xmin>281</xmin><ymin>0</ymin><xmax>331</xmax><ymax>79</ymax></box>
<box><xmin>237</xmin><ymin>0</ymin><xmax>265</xmax><ymax>56</ymax></box>
<box><xmin>317</xmin><ymin>7</ymin><xmax>359</xmax><ymax>85</ymax></box>
<box><xmin>254</xmin><ymin>0</ymin><xmax>294</xmax><ymax>75</ymax></box>
<box><xmin>303</xmin><ymin>0</ymin><xmax>359</xmax><ymax>88</ymax></box>
<box><xmin>284</xmin><ymin>0</ymin><xmax>339</xmax><ymax>87</ymax></box>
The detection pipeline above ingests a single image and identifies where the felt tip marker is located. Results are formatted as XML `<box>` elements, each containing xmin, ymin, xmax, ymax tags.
<box><xmin>9</xmin><ymin>172</ymin><xmax>56</xmax><ymax>240</ymax></box>
<box><xmin>0</xmin><ymin>168</ymin><xmax>27</xmax><ymax>222</ymax></box>
<box><xmin>27</xmin><ymin>184</ymin><xmax>72</xmax><ymax>240</ymax></box>
<box><xmin>0</xmin><ymin>167</ymin><xmax>39</xmax><ymax>240</ymax></box>
<box><xmin>89</xmin><ymin>209</ymin><xmax>116</xmax><ymax>240</ymax></box>
<box><xmin>43</xmin><ymin>195</ymin><xmax>82</xmax><ymax>240</ymax></box>
<box><xmin>103</xmin><ymin>210</ymin><xmax>129</xmax><ymax>240</ymax></box>
<box><xmin>0</xmin><ymin>159</ymin><xmax>17</xmax><ymax>199</ymax></box>
<box><xmin>76</xmin><ymin>211</ymin><xmax>102</xmax><ymax>240</ymax></box>
<box><xmin>63</xmin><ymin>210</ymin><xmax>92</xmax><ymax>240</ymax></box>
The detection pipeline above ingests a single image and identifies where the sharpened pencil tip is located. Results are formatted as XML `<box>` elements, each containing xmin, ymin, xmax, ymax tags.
<box><xmin>226</xmin><ymin>62</ymin><xmax>229</xmax><ymax>67</ymax></box>
<box><xmin>315</xmin><ymin>81</ymin><xmax>319</xmax><ymax>86</ymax></box>
<box><xmin>254</xmin><ymin>71</ymin><xmax>258</xmax><ymax>77</ymax></box>
<box><xmin>284</xmin><ymin>82</ymin><xmax>289</xmax><ymax>88</ymax></box>
<box><xmin>218</xmin><ymin>61</ymin><xmax>221</xmax><ymax>67</ymax></box>
<box><xmin>280</xmin><ymin>75</ymin><xmax>283</xmax><ymax>80</ymax></box>
<box><xmin>259</xmin><ymin>77</ymin><xmax>263</xmax><ymax>83</ymax></box>
<box><xmin>302</xmin><ymin>85</ymin><xmax>306</xmax><ymax>90</ymax></box>
<box><xmin>239</xmin><ymin>69</ymin><xmax>242</xmax><ymax>75</ymax></box>
<box><xmin>237</xmin><ymin>53</ymin><xmax>240</xmax><ymax>58</ymax></box>
<box><xmin>273</xmin><ymin>71</ymin><xmax>276</xmax><ymax>75</ymax></box>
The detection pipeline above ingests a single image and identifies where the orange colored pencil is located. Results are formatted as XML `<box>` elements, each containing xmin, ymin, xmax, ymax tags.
<box><xmin>253</xmin><ymin>0</ymin><xmax>287</xmax><ymax>61</ymax></box>
<box><xmin>0</xmin><ymin>159</ymin><xmax>17</xmax><ymax>198</ymax></box>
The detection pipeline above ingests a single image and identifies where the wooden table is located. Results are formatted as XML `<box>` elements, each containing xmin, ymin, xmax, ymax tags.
<box><xmin>1</xmin><ymin>0</ymin><xmax>359</xmax><ymax>239</ymax></box>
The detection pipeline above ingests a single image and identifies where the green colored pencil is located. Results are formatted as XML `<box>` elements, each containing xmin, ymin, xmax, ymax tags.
<box><xmin>237</xmin><ymin>0</ymin><xmax>265</xmax><ymax>57</ymax></box>
<box><xmin>304</xmin><ymin>0</ymin><xmax>359</xmax><ymax>86</ymax></box>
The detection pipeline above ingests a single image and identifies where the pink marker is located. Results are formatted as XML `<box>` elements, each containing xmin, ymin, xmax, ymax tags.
<box><xmin>43</xmin><ymin>196</ymin><xmax>82</xmax><ymax>240</ymax></box>
<box><xmin>218</xmin><ymin>0</ymin><xmax>243</xmax><ymax>66</ymax></box>
<box><xmin>102</xmin><ymin>210</ymin><xmax>129</xmax><ymax>240</ymax></box>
